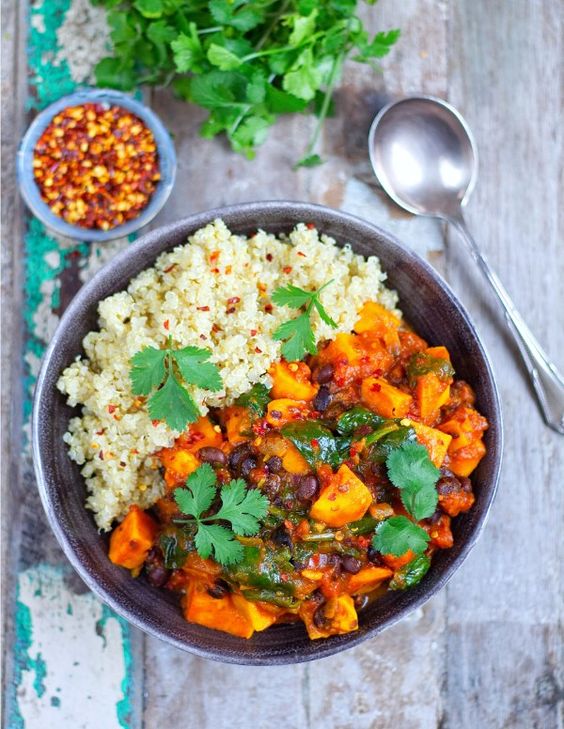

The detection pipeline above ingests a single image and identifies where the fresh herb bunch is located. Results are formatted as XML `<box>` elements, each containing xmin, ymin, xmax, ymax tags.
<box><xmin>174</xmin><ymin>463</ymin><xmax>270</xmax><ymax>565</ymax></box>
<box><xmin>130</xmin><ymin>337</ymin><xmax>222</xmax><ymax>431</ymax></box>
<box><xmin>272</xmin><ymin>280</ymin><xmax>337</xmax><ymax>359</ymax></box>
<box><xmin>91</xmin><ymin>0</ymin><xmax>400</xmax><ymax>164</ymax></box>
<box><xmin>372</xmin><ymin>442</ymin><xmax>440</xmax><ymax>557</ymax></box>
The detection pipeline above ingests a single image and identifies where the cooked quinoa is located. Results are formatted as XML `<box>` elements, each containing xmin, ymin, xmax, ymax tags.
<box><xmin>57</xmin><ymin>219</ymin><xmax>400</xmax><ymax>530</ymax></box>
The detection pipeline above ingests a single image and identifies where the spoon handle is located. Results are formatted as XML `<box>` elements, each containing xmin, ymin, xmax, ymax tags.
<box><xmin>450</xmin><ymin>212</ymin><xmax>564</xmax><ymax>435</ymax></box>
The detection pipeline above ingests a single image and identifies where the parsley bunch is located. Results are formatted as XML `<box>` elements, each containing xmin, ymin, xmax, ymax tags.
<box><xmin>372</xmin><ymin>442</ymin><xmax>440</xmax><ymax>557</ymax></box>
<box><xmin>272</xmin><ymin>280</ymin><xmax>337</xmax><ymax>360</ymax></box>
<box><xmin>174</xmin><ymin>464</ymin><xmax>269</xmax><ymax>565</ymax></box>
<box><xmin>130</xmin><ymin>338</ymin><xmax>222</xmax><ymax>431</ymax></box>
<box><xmin>91</xmin><ymin>0</ymin><xmax>399</xmax><ymax>164</ymax></box>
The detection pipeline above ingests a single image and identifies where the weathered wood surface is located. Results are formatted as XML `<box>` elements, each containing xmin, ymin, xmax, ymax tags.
<box><xmin>2</xmin><ymin>0</ymin><xmax>563</xmax><ymax>727</ymax></box>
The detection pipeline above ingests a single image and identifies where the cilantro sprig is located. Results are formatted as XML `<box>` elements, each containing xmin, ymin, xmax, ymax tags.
<box><xmin>130</xmin><ymin>339</ymin><xmax>222</xmax><ymax>431</ymax></box>
<box><xmin>272</xmin><ymin>280</ymin><xmax>337</xmax><ymax>360</ymax></box>
<box><xmin>173</xmin><ymin>464</ymin><xmax>269</xmax><ymax>566</ymax></box>
<box><xmin>371</xmin><ymin>441</ymin><xmax>440</xmax><ymax>557</ymax></box>
<box><xmin>91</xmin><ymin>1</ymin><xmax>400</xmax><ymax>164</ymax></box>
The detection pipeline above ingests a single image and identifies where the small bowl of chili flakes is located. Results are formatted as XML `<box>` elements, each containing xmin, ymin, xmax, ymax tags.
<box><xmin>17</xmin><ymin>89</ymin><xmax>176</xmax><ymax>242</ymax></box>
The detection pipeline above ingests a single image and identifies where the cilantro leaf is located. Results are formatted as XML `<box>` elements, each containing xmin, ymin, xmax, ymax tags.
<box><xmin>171</xmin><ymin>346</ymin><xmax>222</xmax><ymax>392</ymax></box>
<box><xmin>214</xmin><ymin>479</ymin><xmax>269</xmax><ymax>535</ymax></box>
<box><xmin>273</xmin><ymin>312</ymin><xmax>317</xmax><ymax>361</ymax></box>
<box><xmin>195</xmin><ymin>524</ymin><xmax>244</xmax><ymax>565</ymax></box>
<box><xmin>173</xmin><ymin>465</ymin><xmax>269</xmax><ymax>566</ymax></box>
<box><xmin>294</xmin><ymin>153</ymin><xmax>323</xmax><ymax>169</ymax></box>
<box><xmin>130</xmin><ymin>346</ymin><xmax>166</xmax><ymax>395</ymax></box>
<box><xmin>271</xmin><ymin>280</ymin><xmax>337</xmax><ymax>360</ymax></box>
<box><xmin>386</xmin><ymin>442</ymin><xmax>440</xmax><ymax>520</ymax></box>
<box><xmin>174</xmin><ymin>463</ymin><xmax>217</xmax><ymax>519</ymax></box>
<box><xmin>207</xmin><ymin>43</ymin><xmax>243</xmax><ymax>71</ymax></box>
<box><xmin>171</xmin><ymin>28</ymin><xmax>205</xmax><ymax>73</ymax></box>
<box><xmin>148</xmin><ymin>372</ymin><xmax>200</xmax><ymax>431</ymax></box>
<box><xmin>133</xmin><ymin>0</ymin><xmax>163</xmax><ymax>19</ymax></box>
<box><xmin>372</xmin><ymin>516</ymin><xmax>430</xmax><ymax>556</ymax></box>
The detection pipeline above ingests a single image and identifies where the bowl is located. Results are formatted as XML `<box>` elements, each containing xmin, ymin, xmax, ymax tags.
<box><xmin>17</xmin><ymin>88</ymin><xmax>177</xmax><ymax>242</ymax></box>
<box><xmin>32</xmin><ymin>201</ymin><xmax>503</xmax><ymax>664</ymax></box>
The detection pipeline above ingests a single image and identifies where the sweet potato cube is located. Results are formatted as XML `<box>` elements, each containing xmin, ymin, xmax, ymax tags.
<box><xmin>347</xmin><ymin>566</ymin><xmax>393</xmax><ymax>594</ymax></box>
<box><xmin>416</xmin><ymin>373</ymin><xmax>450</xmax><ymax>423</ymax></box>
<box><xmin>178</xmin><ymin>416</ymin><xmax>222</xmax><ymax>453</ymax></box>
<box><xmin>381</xmin><ymin>549</ymin><xmax>416</xmax><ymax>570</ymax></box>
<box><xmin>269</xmin><ymin>361</ymin><xmax>318</xmax><ymax>401</ymax></box>
<box><xmin>410</xmin><ymin>420</ymin><xmax>452</xmax><ymax>467</ymax></box>
<box><xmin>183</xmin><ymin>586</ymin><xmax>254</xmax><ymax>639</ymax></box>
<box><xmin>232</xmin><ymin>595</ymin><xmax>282</xmax><ymax>632</ymax></box>
<box><xmin>159</xmin><ymin>448</ymin><xmax>200</xmax><ymax>488</ymax></box>
<box><xmin>361</xmin><ymin>377</ymin><xmax>412</xmax><ymax>419</ymax></box>
<box><xmin>224</xmin><ymin>406</ymin><xmax>251</xmax><ymax>445</ymax></box>
<box><xmin>310</xmin><ymin>464</ymin><xmax>372</xmax><ymax>527</ymax></box>
<box><xmin>355</xmin><ymin>301</ymin><xmax>401</xmax><ymax>333</ymax></box>
<box><xmin>300</xmin><ymin>595</ymin><xmax>358</xmax><ymax>640</ymax></box>
<box><xmin>109</xmin><ymin>506</ymin><xmax>158</xmax><ymax>570</ymax></box>
<box><xmin>449</xmin><ymin>439</ymin><xmax>486</xmax><ymax>477</ymax></box>
<box><xmin>425</xmin><ymin>345</ymin><xmax>451</xmax><ymax>362</ymax></box>
<box><xmin>322</xmin><ymin>333</ymin><xmax>363</xmax><ymax>366</ymax></box>
<box><xmin>266</xmin><ymin>399</ymin><xmax>309</xmax><ymax>427</ymax></box>
<box><xmin>281</xmin><ymin>442</ymin><xmax>311</xmax><ymax>474</ymax></box>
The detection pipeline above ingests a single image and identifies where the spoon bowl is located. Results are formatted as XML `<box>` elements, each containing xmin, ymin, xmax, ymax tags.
<box><xmin>368</xmin><ymin>96</ymin><xmax>478</xmax><ymax>218</ymax></box>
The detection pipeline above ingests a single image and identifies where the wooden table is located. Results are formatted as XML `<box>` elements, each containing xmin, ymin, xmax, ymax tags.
<box><xmin>2</xmin><ymin>1</ymin><xmax>563</xmax><ymax>727</ymax></box>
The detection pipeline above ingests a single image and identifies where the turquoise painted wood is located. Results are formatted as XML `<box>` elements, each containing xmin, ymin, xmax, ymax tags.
<box><xmin>2</xmin><ymin>0</ymin><xmax>562</xmax><ymax>727</ymax></box>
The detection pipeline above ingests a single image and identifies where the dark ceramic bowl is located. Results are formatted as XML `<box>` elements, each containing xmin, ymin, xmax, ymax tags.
<box><xmin>33</xmin><ymin>201</ymin><xmax>502</xmax><ymax>664</ymax></box>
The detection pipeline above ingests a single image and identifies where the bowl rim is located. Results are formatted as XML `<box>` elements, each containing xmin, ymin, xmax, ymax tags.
<box><xmin>32</xmin><ymin>200</ymin><xmax>503</xmax><ymax>664</ymax></box>
<box><xmin>17</xmin><ymin>87</ymin><xmax>177</xmax><ymax>242</ymax></box>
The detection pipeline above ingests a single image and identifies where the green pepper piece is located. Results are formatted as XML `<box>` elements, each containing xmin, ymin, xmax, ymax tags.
<box><xmin>389</xmin><ymin>554</ymin><xmax>431</xmax><ymax>590</ymax></box>
<box><xmin>242</xmin><ymin>589</ymin><xmax>300</xmax><ymax>609</ymax></box>
<box><xmin>406</xmin><ymin>352</ymin><xmax>455</xmax><ymax>387</ymax></box>
<box><xmin>368</xmin><ymin>425</ymin><xmax>417</xmax><ymax>463</ymax></box>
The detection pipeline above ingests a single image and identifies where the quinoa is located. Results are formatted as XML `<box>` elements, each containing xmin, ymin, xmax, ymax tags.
<box><xmin>57</xmin><ymin>220</ymin><xmax>400</xmax><ymax>530</ymax></box>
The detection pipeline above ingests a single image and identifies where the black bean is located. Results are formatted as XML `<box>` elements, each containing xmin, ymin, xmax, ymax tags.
<box><xmin>240</xmin><ymin>456</ymin><xmax>257</xmax><ymax>478</ymax></box>
<box><xmin>367</xmin><ymin>546</ymin><xmax>384</xmax><ymax>565</ymax></box>
<box><xmin>229</xmin><ymin>443</ymin><xmax>251</xmax><ymax>471</ymax></box>
<box><xmin>313</xmin><ymin>385</ymin><xmax>331</xmax><ymax>412</ymax></box>
<box><xmin>313</xmin><ymin>604</ymin><xmax>330</xmax><ymax>629</ymax></box>
<box><xmin>198</xmin><ymin>446</ymin><xmax>226</xmax><ymax>465</ymax></box>
<box><xmin>316</xmin><ymin>363</ymin><xmax>334</xmax><ymax>383</ymax></box>
<box><xmin>271</xmin><ymin>525</ymin><xmax>293</xmax><ymax>549</ymax></box>
<box><xmin>341</xmin><ymin>556</ymin><xmax>362</xmax><ymax>574</ymax></box>
<box><xmin>265</xmin><ymin>455</ymin><xmax>283</xmax><ymax>473</ymax></box>
<box><xmin>354</xmin><ymin>595</ymin><xmax>369</xmax><ymax>611</ymax></box>
<box><xmin>297</xmin><ymin>474</ymin><xmax>318</xmax><ymax>502</ymax></box>
<box><xmin>207</xmin><ymin>579</ymin><xmax>231</xmax><ymax>599</ymax></box>
<box><xmin>144</xmin><ymin>548</ymin><xmax>171</xmax><ymax>588</ymax></box>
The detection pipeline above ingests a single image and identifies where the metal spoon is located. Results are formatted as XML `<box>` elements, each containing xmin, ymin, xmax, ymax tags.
<box><xmin>368</xmin><ymin>95</ymin><xmax>564</xmax><ymax>435</ymax></box>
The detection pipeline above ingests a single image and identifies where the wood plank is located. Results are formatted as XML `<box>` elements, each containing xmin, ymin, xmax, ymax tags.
<box><xmin>443</xmin><ymin>0</ymin><xmax>564</xmax><ymax>727</ymax></box>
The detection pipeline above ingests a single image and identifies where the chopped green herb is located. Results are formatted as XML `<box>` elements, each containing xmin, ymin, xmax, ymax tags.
<box><xmin>173</xmin><ymin>464</ymin><xmax>269</xmax><ymax>566</ymax></box>
<box><xmin>371</xmin><ymin>515</ymin><xmax>430</xmax><ymax>557</ymax></box>
<box><xmin>406</xmin><ymin>352</ymin><xmax>455</xmax><ymax>386</ymax></box>
<box><xmin>130</xmin><ymin>338</ymin><xmax>222</xmax><ymax>431</ymax></box>
<box><xmin>236</xmin><ymin>382</ymin><xmax>271</xmax><ymax>417</ymax></box>
<box><xmin>386</xmin><ymin>442</ymin><xmax>440</xmax><ymax>520</ymax></box>
<box><xmin>389</xmin><ymin>554</ymin><xmax>431</xmax><ymax>590</ymax></box>
<box><xmin>272</xmin><ymin>280</ymin><xmax>337</xmax><ymax>360</ymax></box>
<box><xmin>281</xmin><ymin>420</ymin><xmax>351</xmax><ymax>469</ymax></box>
<box><xmin>92</xmin><ymin>0</ymin><xmax>400</xmax><ymax>163</ymax></box>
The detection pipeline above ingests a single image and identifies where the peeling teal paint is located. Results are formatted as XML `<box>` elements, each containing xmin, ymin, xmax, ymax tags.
<box><xmin>32</xmin><ymin>652</ymin><xmax>48</xmax><ymax>698</ymax></box>
<box><xmin>67</xmin><ymin>602</ymin><xmax>73</xmax><ymax>615</ymax></box>
<box><xmin>51</xmin><ymin>696</ymin><xmax>61</xmax><ymax>707</ymax></box>
<box><xmin>9</xmin><ymin>587</ymin><xmax>32</xmax><ymax>729</ymax></box>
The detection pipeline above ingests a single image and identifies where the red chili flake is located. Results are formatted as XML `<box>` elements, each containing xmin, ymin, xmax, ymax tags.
<box><xmin>212</xmin><ymin>323</ymin><xmax>221</xmax><ymax>333</ymax></box>
<box><xmin>306</xmin><ymin>222</ymin><xmax>315</xmax><ymax>230</ymax></box>
<box><xmin>250</xmin><ymin>329</ymin><xmax>258</xmax><ymax>336</ymax></box>
<box><xmin>357</xmin><ymin>536</ymin><xmax>370</xmax><ymax>549</ymax></box>
<box><xmin>374</xmin><ymin>368</ymin><xmax>383</xmax><ymax>377</ymax></box>
<box><xmin>264</xmin><ymin>304</ymin><xmax>273</xmax><ymax>313</ymax></box>
<box><xmin>187</xmin><ymin>432</ymin><xmax>205</xmax><ymax>445</ymax></box>
<box><xmin>311</xmin><ymin>438</ymin><xmax>320</xmax><ymax>448</ymax></box>
<box><xmin>98</xmin><ymin>451</ymin><xmax>104</xmax><ymax>460</ymax></box>
<box><xmin>297</xmin><ymin>251</ymin><xmax>306</xmax><ymax>257</ymax></box>
<box><xmin>227</xmin><ymin>296</ymin><xmax>240</xmax><ymax>305</ymax></box>
<box><xmin>209</xmin><ymin>251</ymin><xmax>219</xmax><ymax>262</ymax></box>
<box><xmin>360</xmin><ymin>355</ymin><xmax>370</xmax><ymax>364</ymax></box>
<box><xmin>107</xmin><ymin>404</ymin><xmax>116</xmax><ymax>414</ymax></box>
<box><xmin>119</xmin><ymin>461</ymin><xmax>126</xmax><ymax>467</ymax></box>
<box><xmin>255</xmin><ymin>347</ymin><xmax>263</xmax><ymax>354</ymax></box>
<box><xmin>151</xmin><ymin>420</ymin><xmax>160</xmax><ymax>427</ymax></box>
<box><xmin>197</xmin><ymin>305</ymin><xmax>210</xmax><ymax>311</ymax></box>
<box><xmin>283</xmin><ymin>266</ymin><xmax>293</xmax><ymax>274</ymax></box>
<box><xmin>163</xmin><ymin>264</ymin><xmax>177</xmax><ymax>273</ymax></box>
<box><xmin>266</xmin><ymin>253</ymin><xmax>273</xmax><ymax>262</ymax></box>
<box><xmin>32</xmin><ymin>103</ymin><xmax>160</xmax><ymax>231</ymax></box>
<box><xmin>199</xmin><ymin>334</ymin><xmax>207</xmax><ymax>340</ymax></box>
<box><xmin>163</xmin><ymin>319</ymin><xmax>170</xmax><ymax>330</ymax></box>
<box><xmin>95</xmin><ymin>429</ymin><xmax>105</xmax><ymax>435</ymax></box>
<box><xmin>211</xmin><ymin>267</ymin><xmax>220</xmax><ymax>274</ymax></box>
<box><xmin>371</xmin><ymin>382</ymin><xmax>382</xmax><ymax>392</ymax></box>
<box><xmin>226</xmin><ymin>307</ymin><xmax>236</xmax><ymax>314</ymax></box>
